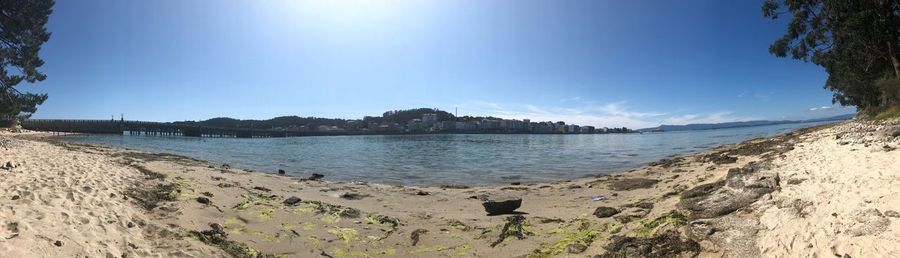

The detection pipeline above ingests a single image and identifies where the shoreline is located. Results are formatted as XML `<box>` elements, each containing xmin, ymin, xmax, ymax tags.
<box><xmin>44</xmin><ymin>121</ymin><xmax>832</xmax><ymax>188</ymax></box>
<box><xmin>1</xmin><ymin>119</ymin><xmax>898</xmax><ymax>257</ymax></box>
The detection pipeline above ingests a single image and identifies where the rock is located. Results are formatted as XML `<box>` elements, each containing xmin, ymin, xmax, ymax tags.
<box><xmin>415</xmin><ymin>191</ymin><xmax>430</xmax><ymax>196</ymax></box>
<box><xmin>252</xmin><ymin>186</ymin><xmax>271</xmax><ymax>192</ymax></box>
<box><xmin>567</xmin><ymin>185</ymin><xmax>582</xmax><ymax>189</ymax></box>
<box><xmin>885</xmin><ymin>210</ymin><xmax>900</xmax><ymax>218</ymax></box>
<box><xmin>54</xmin><ymin>240</ymin><xmax>63</xmax><ymax>247</ymax></box>
<box><xmin>679</xmin><ymin>161</ymin><xmax>779</xmax><ymax>219</ymax></box>
<box><xmin>283</xmin><ymin>196</ymin><xmax>302</xmax><ymax>206</ymax></box>
<box><xmin>308</xmin><ymin>173</ymin><xmax>325</xmax><ymax>180</ymax></box>
<box><xmin>685</xmin><ymin>214</ymin><xmax>763</xmax><ymax>257</ymax></box>
<box><xmin>567</xmin><ymin>243</ymin><xmax>588</xmax><ymax>254</ymax></box>
<box><xmin>339</xmin><ymin>192</ymin><xmax>370</xmax><ymax>200</ymax></box>
<box><xmin>277</xmin><ymin>169</ymin><xmax>286</xmax><ymax>175</ymax></box>
<box><xmin>510</xmin><ymin>182</ymin><xmax>521</xmax><ymax>186</ymax></box>
<box><xmin>196</xmin><ymin>197</ymin><xmax>210</xmax><ymax>205</ymax></box>
<box><xmin>596</xmin><ymin>232</ymin><xmax>700</xmax><ymax>258</ymax></box>
<box><xmin>2</xmin><ymin>161</ymin><xmax>18</xmax><ymax>170</ymax></box>
<box><xmin>410</xmin><ymin>229</ymin><xmax>427</xmax><ymax>246</ymax></box>
<box><xmin>699</xmin><ymin>153</ymin><xmax>738</xmax><ymax>164</ymax></box>
<box><xmin>846</xmin><ymin>209</ymin><xmax>890</xmax><ymax>236</ymax></box>
<box><xmin>606</xmin><ymin>178</ymin><xmax>660</xmax><ymax>191</ymax></box>
<box><xmin>593</xmin><ymin>207</ymin><xmax>620</xmax><ymax>218</ymax></box>
<box><xmin>127</xmin><ymin>221</ymin><xmax>135</xmax><ymax>228</ymax></box>
<box><xmin>884</xmin><ymin>145</ymin><xmax>896</xmax><ymax>152</ymax></box>
<box><xmin>482</xmin><ymin>196</ymin><xmax>522</xmax><ymax>215</ymax></box>
<box><xmin>10</xmin><ymin>195</ymin><xmax>19</xmax><ymax>200</ymax></box>
<box><xmin>440</xmin><ymin>184</ymin><xmax>470</xmax><ymax>189</ymax></box>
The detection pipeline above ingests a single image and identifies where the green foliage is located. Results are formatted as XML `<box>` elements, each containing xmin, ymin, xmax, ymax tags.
<box><xmin>0</xmin><ymin>0</ymin><xmax>54</xmax><ymax>119</ymax></box>
<box><xmin>763</xmin><ymin>0</ymin><xmax>900</xmax><ymax>111</ymax></box>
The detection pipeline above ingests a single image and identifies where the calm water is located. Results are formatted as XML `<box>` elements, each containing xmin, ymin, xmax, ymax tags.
<box><xmin>57</xmin><ymin>122</ymin><xmax>832</xmax><ymax>186</ymax></box>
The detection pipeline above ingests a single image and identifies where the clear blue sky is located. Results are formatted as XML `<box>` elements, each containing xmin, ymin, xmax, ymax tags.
<box><xmin>26</xmin><ymin>0</ymin><xmax>854</xmax><ymax>128</ymax></box>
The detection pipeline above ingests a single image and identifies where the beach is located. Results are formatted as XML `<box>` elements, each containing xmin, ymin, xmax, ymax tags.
<box><xmin>1</xmin><ymin>118</ymin><xmax>898</xmax><ymax>257</ymax></box>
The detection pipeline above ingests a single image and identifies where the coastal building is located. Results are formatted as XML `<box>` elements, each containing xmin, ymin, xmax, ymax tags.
<box><xmin>436</xmin><ymin>121</ymin><xmax>455</xmax><ymax>131</ymax></box>
<box><xmin>422</xmin><ymin>114</ymin><xmax>437</xmax><ymax>126</ymax></box>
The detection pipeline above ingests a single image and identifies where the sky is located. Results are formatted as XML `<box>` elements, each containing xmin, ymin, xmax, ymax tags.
<box><xmin>25</xmin><ymin>0</ymin><xmax>855</xmax><ymax>129</ymax></box>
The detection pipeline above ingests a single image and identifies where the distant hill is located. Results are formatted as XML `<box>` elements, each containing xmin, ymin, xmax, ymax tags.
<box><xmin>637</xmin><ymin>113</ymin><xmax>854</xmax><ymax>132</ymax></box>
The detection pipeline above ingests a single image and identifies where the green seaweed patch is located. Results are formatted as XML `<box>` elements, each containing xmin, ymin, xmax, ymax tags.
<box><xmin>233</xmin><ymin>193</ymin><xmax>283</xmax><ymax>210</ymax></box>
<box><xmin>633</xmin><ymin>211</ymin><xmax>687</xmax><ymax>238</ymax></box>
<box><xmin>531</xmin><ymin>220</ymin><xmax>604</xmax><ymax>257</ymax></box>
<box><xmin>189</xmin><ymin>223</ymin><xmax>268</xmax><ymax>258</ymax></box>
<box><xmin>328</xmin><ymin>228</ymin><xmax>361</xmax><ymax>244</ymax></box>
<box><xmin>321</xmin><ymin>214</ymin><xmax>341</xmax><ymax>225</ymax></box>
<box><xmin>296</xmin><ymin>200</ymin><xmax>361</xmax><ymax>218</ymax></box>
<box><xmin>302</xmin><ymin>222</ymin><xmax>316</xmax><ymax>231</ymax></box>
<box><xmin>257</xmin><ymin>208</ymin><xmax>275</xmax><ymax>222</ymax></box>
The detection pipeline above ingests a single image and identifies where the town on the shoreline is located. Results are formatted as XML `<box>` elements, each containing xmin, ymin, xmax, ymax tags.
<box><xmin>177</xmin><ymin>108</ymin><xmax>634</xmax><ymax>135</ymax></box>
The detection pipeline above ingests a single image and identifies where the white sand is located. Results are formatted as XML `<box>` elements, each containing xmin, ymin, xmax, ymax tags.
<box><xmin>756</xmin><ymin>121</ymin><xmax>900</xmax><ymax>257</ymax></box>
<box><xmin>0</xmin><ymin>137</ymin><xmax>221</xmax><ymax>257</ymax></box>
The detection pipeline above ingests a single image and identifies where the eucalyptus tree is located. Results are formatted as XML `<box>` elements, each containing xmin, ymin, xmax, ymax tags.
<box><xmin>763</xmin><ymin>0</ymin><xmax>900</xmax><ymax>110</ymax></box>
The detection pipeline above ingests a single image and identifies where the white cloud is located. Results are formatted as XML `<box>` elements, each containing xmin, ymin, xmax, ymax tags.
<box><xmin>660</xmin><ymin>111</ymin><xmax>757</xmax><ymax>125</ymax></box>
<box><xmin>809</xmin><ymin>106</ymin><xmax>832</xmax><ymax>111</ymax></box>
<box><xmin>455</xmin><ymin>99</ymin><xmax>757</xmax><ymax>129</ymax></box>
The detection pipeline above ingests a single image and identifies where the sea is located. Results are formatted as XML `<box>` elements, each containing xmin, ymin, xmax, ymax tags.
<box><xmin>57</xmin><ymin>121</ymin><xmax>833</xmax><ymax>186</ymax></box>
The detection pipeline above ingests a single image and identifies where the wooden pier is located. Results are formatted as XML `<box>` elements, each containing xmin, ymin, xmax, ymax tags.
<box><xmin>19</xmin><ymin>119</ymin><xmax>350</xmax><ymax>138</ymax></box>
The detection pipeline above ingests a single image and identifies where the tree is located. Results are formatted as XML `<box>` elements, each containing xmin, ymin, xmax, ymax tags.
<box><xmin>0</xmin><ymin>0</ymin><xmax>54</xmax><ymax>121</ymax></box>
<box><xmin>762</xmin><ymin>0</ymin><xmax>900</xmax><ymax>110</ymax></box>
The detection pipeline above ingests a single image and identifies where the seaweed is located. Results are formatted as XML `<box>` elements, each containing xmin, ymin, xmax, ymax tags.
<box><xmin>490</xmin><ymin>215</ymin><xmax>532</xmax><ymax>247</ymax></box>
<box><xmin>189</xmin><ymin>223</ymin><xmax>268</xmax><ymax>258</ymax></box>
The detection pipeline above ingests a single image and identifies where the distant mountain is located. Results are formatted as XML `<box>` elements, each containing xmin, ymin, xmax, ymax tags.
<box><xmin>637</xmin><ymin>113</ymin><xmax>854</xmax><ymax>132</ymax></box>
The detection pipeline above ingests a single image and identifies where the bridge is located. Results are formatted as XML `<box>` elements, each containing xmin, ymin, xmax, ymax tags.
<box><xmin>19</xmin><ymin>119</ymin><xmax>358</xmax><ymax>138</ymax></box>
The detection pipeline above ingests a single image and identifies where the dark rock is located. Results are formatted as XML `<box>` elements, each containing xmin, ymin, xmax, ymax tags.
<box><xmin>10</xmin><ymin>195</ymin><xmax>19</xmax><ymax>200</ymax></box>
<box><xmin>679</xmin><ymin>161</ymin><xmax>779</xmax><ymax>219</ymax></box>
<box><xmin>596</xmin><ymin>232</ymin><xmax>700</xmax><ymax>258</ymax></box>
<box><xmin>54</xmin><ymin>240</ymin><xmax>63</xmax><ymax>247</ymax></box>
<box><xmin>593</xmin><ymin>207</ymin><xmax>620</xmax><ymax>218</ymax></box>
<box><xmin>606</xmin><ymin>178</ymin><xmax>660</xmax><ymax>191</ymax></box>
<box><xmin>699</xmin><ymin>153</ymin><xmax>738</xmax><ymax>164</ymax></box>
<box><xmin>415</xmin><ymin>191</ymin><xmax>430</xmax><ymax>196</ymax></box>
<box><xmin>277</xmin><ymin>169</ymin><xmax>286</xmax><ymax>175</ymax></box>
<box><xmin>649</xmin><ymin>157</ymin><xmax>685</xmax><ymax>168</ymax></box>
<box><xmin>196</xmin><ymin>197</ymin><xmax>210</xmax><ymax>205</ymax></box>
<box><xmin>705</xmin><ymin>166</ymin><xmax>716</xmax><ymax>171</ymax></box>
<box><xmin>410</xmin><ymin>229</ymin><xmax>427</xmax><ymax>246</ymax></box>
<box><xmin>567</xmin><ymin>243</ymin><xmax>588</xmax><ymax>254</ymax></box>
<box><xmin>252</xmin><ymin>186</ymin><xmax>271</xmax><ymax>192</ymax></box>
<box><xmin>440</xmin><ymin>184</ymin><xmax>470</xmax><ymax>189</ymax></box>
<box><xmin>127</xmin><ymin>221</ymin><xmax>135</xmax><ymax>228</ymax></box>
<box><xmin>884</xmin><ymin>145</ymin><xmax>896</xmax><ymax>152</ymax></box>
<box><xmin>283</xmin><ymin>196</ymin><xmax>302</xmax><ymax>206</ymax></box>
<box><xmin>892</xmin><ymin>130</ymin><xmax>900</xmax><ymax>138</ymax></box>
<box><xmin>482</xmin><ymin>196</ymin><xmax>522</xmax><ymax>215</ymax></box>
<box><xmin>567</xmin><ymin>184</ymin><xmax>582</xmax><ymax>189</ymax></box>
<box><xmin>308</xmin><ymin>173</ymin><xmax>325</xmax><ymax>180</ymax></box>
<box><xmin>510</xmin><ymin>182</ymin><xmax>521</xmax><ymax>185</ymax></box>
<box><xmin>339</xmin><ymin>192</ymin><xmax>370</xmax><ymax>200</ymax></box>
<box><xmin>885</xmin><ymin>210</ymin><xmax>900</xmax><ymax>218</ymax></box>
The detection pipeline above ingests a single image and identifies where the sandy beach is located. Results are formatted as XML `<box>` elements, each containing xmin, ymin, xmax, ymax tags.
<box><xmin>0</xmin><ymin>118</ymin><xmax>898</xmax><ymax>257</ymax></box>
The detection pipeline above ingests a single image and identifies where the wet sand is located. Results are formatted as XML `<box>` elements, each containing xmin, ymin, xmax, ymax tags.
<box><xmin>0</xmin><ymin>118</ymin><xmax>897</xmax><ymax>257</ymax></box>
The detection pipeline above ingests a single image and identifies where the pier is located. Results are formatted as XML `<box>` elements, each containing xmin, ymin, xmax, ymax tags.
<box><xmin>19</xmin><ymin>119</ymin><xmax>351</xmax><ymax>138</ymax></box>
